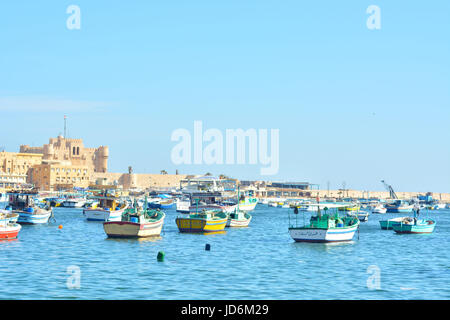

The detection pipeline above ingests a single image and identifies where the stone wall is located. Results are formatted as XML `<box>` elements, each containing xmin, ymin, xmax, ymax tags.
<box><xmin>92</xmin><ymin>172</ymin><xmax>189</xmax><ymax>189</ymax></box>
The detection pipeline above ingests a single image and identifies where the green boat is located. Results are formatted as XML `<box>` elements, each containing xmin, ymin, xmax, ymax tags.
<box><xmin>391</xmin><ymin>207</ymin><xmax>436</xmax><ymax>234</ymax></box>
<box><xmin>379</xmin><ymin>217</ymin><xmax>409</xmax><ymax>230</ymax></box>
<box><xmin>392</xmin><ymin>219</ymin><xmax>436</xmax><ymax>234</ymax></box>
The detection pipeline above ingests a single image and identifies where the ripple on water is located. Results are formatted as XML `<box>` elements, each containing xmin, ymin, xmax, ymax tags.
<box><xmin>1</xmin><ymin>207</ymin><xmax>449</xmax><ymax>299</ymax></box>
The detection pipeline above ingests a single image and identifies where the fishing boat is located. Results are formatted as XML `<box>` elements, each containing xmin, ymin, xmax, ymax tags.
<box><xmin>347</xmin><ymin>211</ymin><xmax>370</xmax><ymax>222</ymax></box>
<box><xmin>6</xmin><ymin>192</ymin><xmax>52</xmax><ymax>224</ymax></box>
<box><xmin>385</xmin><ymin>200</ymin><xmax>414</xmax><ymax>213</ymax></box>
<box><xmin>61</xmin><ymin>197</ymin><xmax>86</xmax><ymax>208</ymax></box>
<box><xmin>0</xmin><ymin>220</ymin><xmax>21</xmax><ymax>240</ymax></box>
<box><xmin>175</xmin><ymin>210</ymin><xmax>228</xmax><ymax>233</ymax></box>
<box><xmin>176</xmin><ymin>196</ymin><xmax>191</xmax><ymax>213</ymax></box>
<box><xmin>392</xmin><ymin>218</ymin><xmax>436</xmax><ymax>234</ymax></box>
<box><xmin>379</xmin><ymin>217</ymin><xmax>410</xmax><ymax>230</ymax></box>
<box><xmin>0</xmin><ymin>210</ymin><xmax>19</xmax><ymax>223</ymax></box>
<box><xmin>338</xmin><ymin>203</ymin><xmax>360</xmax><ymax>212</ymax></box>
<box><xmin>372</xmin><ymin>204</ymin><xmax>387</xmax><ymax>214</ymax></box>
<box><xmin>103</xmin><ymin>200</ymin><xmax>165</xmax><ymax>238</ymax></box>
<box><xmin>268</xmin><ymin>201</ymin><xmax>278</xmax><ymax>207</ymax></box>
<box><xmin>390</xmin><ymin>207</ymin><xmax>436</xmax><ymax>234</ymax></box>
<box><xmin>238</xmin><ymin>190</ymin><xmax>258</xmax><ymax>211</ymax></box>
<box><xmin>159</xmin><ymin>199</ymin><xmax>174</xmax><ymax>209</ymax></box>
<box><xmin>288</xmin><ymin>204</ymin><xmax>360</xmax><ymax>243</ymax></box>
<box><xmin>226</xmin><ymin>208</ymin><xmax>252</xmax><ymax>227</ymax></box>
<box><xmin>83</xmin><ymin>191</ymin><xmax>127</xmax><ymax>222</ymax></box>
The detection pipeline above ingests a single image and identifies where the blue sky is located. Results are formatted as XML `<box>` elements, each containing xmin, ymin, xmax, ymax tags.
<box><xmin>1</xmin><ymin>1</ymin><xmax>449</xmax><ymax>193</ymax></box>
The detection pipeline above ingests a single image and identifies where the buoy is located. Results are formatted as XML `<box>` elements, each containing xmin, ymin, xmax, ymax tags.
<box><xmin>157</xmin><ymin>251</ymin><xmax>165</xmax><ymax>262</ymax></box>
<box><xmin>205</xmin><ymin>244</ymin><xmax>211</xmax><ymax>251</ymax></box>
<box><xmin>58</xmin><ymin>225</ymin><xmax>63</xmax><ymax>229</ymax></box>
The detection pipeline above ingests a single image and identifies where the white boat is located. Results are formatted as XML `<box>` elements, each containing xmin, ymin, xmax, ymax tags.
<box><xmin>83</xmin><ymin>194</ymin><xmax>127</xmax><ymax>222</ymax></box>
<box><xmin>176</xmin><ymin>197</ymin><xmax>191</xmax><ymax>213</ymax></box>
<box><xmin>17</xmin><ymin>209</ymin><xmax>52</xmax><ymax>224</ymax></box>
<box><xmin>103</xmin><ymin>205</ymin><xmax>165</xmax><ymax>238</ymax></box>
<box><xmin>347</xmin><ymin>211</ymin><xmax>370</xmax><ymax>222</ymax></box>
<box><xmin>435</xmin><ymin>203</ymin><xmax>446</xmax><ymax>210</ymax></box>
<box><xmin>226</xmin><ymin>209</ymin><xmax>252</xmax><ymax>227</ymax></box>
<box><xmin>61</xmin><ymin>197</ymin><xmax>86</xmax><ymax>208</ymax></box>
<box><xmin>237</xmin><ymin>190</ymin><xmax>258</xmax><ymax>211</ymax></box>
<box><xmin>269</xmin><ymin>201</ymin><xmax>278</xmax><ymax>207</ymax></box>
<box><xmin>0</xmin><ymin>221</ymin><xmax>21</xmax><ymax>240</ymax></box>
<box><xmin>6</xmin><ymin>192</ymin><xmax>52</xmax><ymax>225</ymax></box>
<box><xmin>288</xmin><ymin>204</ymin><xmax>360</xmax><ymax>243</ymax></box>
<box><xmin>372</xmin><ymin>204</ymin><xmax>387</xmax><ymax>214</ymax></box>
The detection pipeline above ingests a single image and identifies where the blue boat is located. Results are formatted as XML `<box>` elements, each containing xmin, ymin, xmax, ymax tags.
<box><xmin>391</xmin><ymin>207</ymin><xmax>436</xmax><ymax>234</ymax></box>
<box><xmin>7</xmin><ymin>192</ymin><xmax>53</xmax><ymax>225</ymax></box>
<box><xmin>385</xmin><ymin>200</ymin><xmax>414</xmax><ymax>213</ymax></box>
<box><xmin>392</xmin><ymin>219</ymin><xmax>436</xmax><ymax>234</ymax></box>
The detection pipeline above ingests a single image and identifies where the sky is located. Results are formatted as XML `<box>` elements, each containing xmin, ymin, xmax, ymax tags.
<box><xmin>0</xmin><ymin>1</ymin><xmax>449</xmax><ymax>193</ymax></box>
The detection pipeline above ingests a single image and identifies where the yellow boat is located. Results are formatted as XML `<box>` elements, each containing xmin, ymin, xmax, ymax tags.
<box><xmin>175</xmin><ymin>210</ymin><xmax>228</xmax><ymax>234</ymax></box>
<box><xmin>339</xmin><ymin>205</ymin><xmax>360</xmax><ymax>212</ymax></box>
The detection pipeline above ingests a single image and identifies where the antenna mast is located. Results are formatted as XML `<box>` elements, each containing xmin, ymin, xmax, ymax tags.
<box><xmin>64</xmin><ymin>115</ymin><xmax>67</xmax><ymax>138</ymax></box>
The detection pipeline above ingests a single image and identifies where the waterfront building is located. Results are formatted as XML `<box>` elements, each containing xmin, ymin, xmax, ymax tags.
<box><xmin>0</xmin><ymin>151</ymin><xmax>43</xmax><ymax>188</ymax></box>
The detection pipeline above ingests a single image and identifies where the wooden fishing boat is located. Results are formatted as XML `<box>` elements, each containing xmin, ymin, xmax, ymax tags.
<box><xmin>103</xmin><ymin>205</ymin><xmax>165</xmax><ymax>238</ymax></box>
<box><xmin>226</xmin><ymin>209</ymin><xmax>252</xmax><ymax>227</ymax></box>
<box><xmin>392</xmin><ymin>219</ymin><xmax>436</xmax><ymax>234</ymax></box>
<box><xmin>385</xmin><ymin>200</ymin><xmax>414</xmax><ymax>213</ymax></box>
<box><xmin>372</xmin><ymin>204</ymin><xmax>387</xmax><ymax>214</ymax></box>
<box><xmin>6</xmin><ymin>192</ymin><xmax>52</xmax><ymax>225</ymax></box>
<box><xmin>159</xmin><ymin>199</ymin><xmax>174</xmax><ymax>209</ymax></box>
<box><xmin>379</xmin><ymin>217</ymin><xmax>409</xmax><ymax>230</ymax></box>
<box><xmin>83</xmin><ymin>192</ymin><xmax>127</xmax><ymax>222</ymax></box>
<box><xmin>238</xmin><ymin>190</ymin><xmax>258</xmax><ymax>211</ymax></box>
<box><xmin>0</xmin><ymin>210</ymin><xmax>19</xmax><ymax>223</ymax></box>
<box><xmin>289</xmin><ymin>204</ymin><xmax>360</xmax><ymax>243</ymax></box>
<box><xmin>0</xmin><ymin>221</ymin><xmax>21</xmax><ymax>240</ymax></box>
<box><xmin>339</xmin><ymin>204</ymin><xmax>360</xmax><ymax>212</ymax></box>
<box><xmin>175</xmin><ymin>210</ymin><xmax>228</xmax><ymax>233</ymax></box>
<box><xmin>346</xmin><ymin>211</ymin><xmax>370</xmax><ymax>222</ymax></box>
<box><xmin>61</xmin><ymin>197</ymin><xmax>86</xmax><ymax>208</ymax></box>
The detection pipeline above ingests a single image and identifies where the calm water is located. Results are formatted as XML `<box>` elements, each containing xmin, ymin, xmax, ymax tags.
<box><xmin>1</xmin><ymin>205</ymin><xmax>449</xmax><ymax>300</ymax></box>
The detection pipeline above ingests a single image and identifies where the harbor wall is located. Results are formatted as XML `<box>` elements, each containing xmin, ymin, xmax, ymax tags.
<box><xmin>255</xmin><ymin>189</ymin><xmax>450</xmax><ymax>202</ymax></box>
<box><xmin>92</xmin><ymin>172</ymin><xmax>188</xmax><ymax>190</ymax></box>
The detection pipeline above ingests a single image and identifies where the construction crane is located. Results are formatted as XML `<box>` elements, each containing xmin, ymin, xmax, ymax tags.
<box><xmin>381</xmin><ymin>180</ymin><xmax>398</xmax><ymax>199</ymax></box>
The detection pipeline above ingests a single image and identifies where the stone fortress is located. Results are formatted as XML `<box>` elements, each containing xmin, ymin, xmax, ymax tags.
<box><xmin>1</xmin><ymin>135</ymin><xmax>186</xmax><ymax>191</ymax></box>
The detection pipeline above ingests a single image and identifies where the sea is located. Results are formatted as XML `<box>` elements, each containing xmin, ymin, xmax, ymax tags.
<box><xmin>1</xmin><ymin>205</ymin><xmax>449</xmax><ymax>300</ymax></box>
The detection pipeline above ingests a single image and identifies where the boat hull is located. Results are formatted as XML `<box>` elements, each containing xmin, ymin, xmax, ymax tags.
<box><xmin>103</xmin><ymin>219</ymin><xmax>164</xmax><ymax>238</ymax></box>
<box><xmin>176</xmin><ymin>217</ymin><xmax>227</xmax><ymax>233</ymax></box>
<box><xmin>392</xmin><ymin>220</ymin><xmax>436</xmax><ymax>234</ymax></box>
<box><xmin>61</xmin><ymin>200</ymin><xmax>86</xmax><ymax>208</ymax></box>
<box><xmin>0</xmin><ymin>223</ymin><xmax>21</xmax><ymax>239</ymax></box>
<box><xmin>379</xmin><ymin>217</ymin><xmax>409</xmax><ymax>230</ymax></box>
<box><xmin>84</xmin><ymin>208</ymin><xmax>125</xmax><ymax>222</ymax></box>
<box><xmin>289</xmin><ymin>225</ymin><xmax>358</xmax><ymax>243</ymax></box>
<box><xmin>226</xmin><ymin>214</ymin><xmax>252</xmax><ymax>227</ymax></box>
<box><xmin>16</xmin><ymin>210</ymin><xmax>52</xmax><ymax>224</ymax></box>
